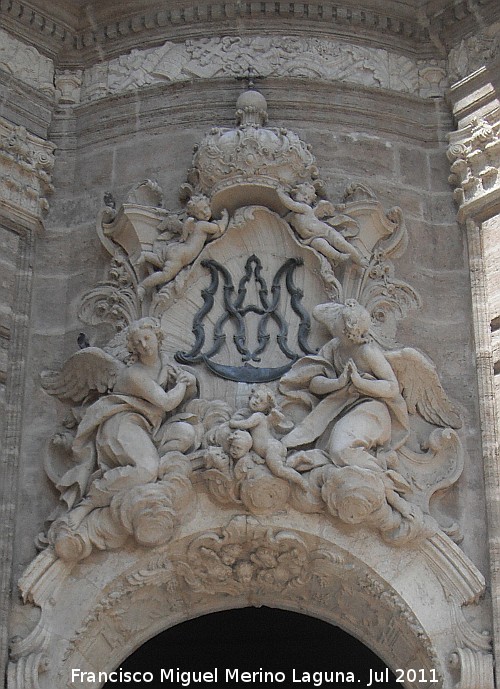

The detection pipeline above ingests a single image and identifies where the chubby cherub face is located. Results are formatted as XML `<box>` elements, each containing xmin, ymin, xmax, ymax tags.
<box><xmin>249</xmin><ymin>386</ymin><xmax>273</xmax><ymax>413</ymax></box>
<box><xmin>187</xmin><ymin>195</ymin><xmax>211</xmax><ymax>221</ymax></box>
<box><xmin>294</xmin><ymin>183</ymin><xmax>316</xmax><ymax>205</ymax></box>
<box><xmin>228</xmin><ymin>430</ymin><xmax>252</xmax><ymax>460</ymax></box>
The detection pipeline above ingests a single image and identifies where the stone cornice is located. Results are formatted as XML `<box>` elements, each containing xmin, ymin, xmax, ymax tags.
<box><xmin>3</xmin><ymin>0</ymin><xmax>497</xmax><ymax>67</ymax></box>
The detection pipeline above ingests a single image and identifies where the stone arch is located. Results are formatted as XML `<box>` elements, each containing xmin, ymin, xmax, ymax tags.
<box><xmin>110</xmin><ymin>606</ymin><xmax>399</xmax><ymax>684</ymax></box>
<box><xmin>10</xmin><ymin>505</ymin><xmax>489</xmax><ymax>689</ymax></box>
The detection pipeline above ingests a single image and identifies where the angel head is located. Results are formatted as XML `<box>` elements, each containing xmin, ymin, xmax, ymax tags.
<box><xmin>186</xmin><ymin>194</ymin><xmax>212</xmax><ymax>221</ymax></box>
<box><xmin>204</xmin><ymin>445</ymin><xmax>231</xmax><ymax>472</ymax></box>
<box><xmin>126</xmin><ymin>318</ymin><xmax>163</xmax><ymax>361</ymax></box>
<box><xmin>341</xmin><ymin>300</ymin><xmax>372</xmax><ymax>344</ymax></box>
<box><xmin>313</xmin><ymin>300</ymin><xmax>372</xmax><ymax>344</ymax></box>
<box><xmin>292</xmin><ymin>183</ymin><xmax>317</xmax><ymax>205</ymax></box>
<box><xmin>248</xmin><ymin>385</ymin><xmax>276</xmax><ymax>414</ymax></box>
<box><xmin>228</xmin><ymin>430</ymin><xmax>253</xmax><ymax>460</ymax></box>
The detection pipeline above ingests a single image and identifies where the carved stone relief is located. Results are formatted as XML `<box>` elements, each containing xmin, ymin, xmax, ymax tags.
<box><xmin>447</xmin><ymin>116</ymin><xmax>500</xmax><ymax>222</ymax></box>
<box><xmin>448</xmin><ymin>22</ymin><xmax>500</xmax><ymax>84</ymax></box>
<box><xmin>9</xmin><ymin>513</ymin><xmax>492</xmax><ymax>689</ymax></box>
<box><xmin>0</xmin><ymin>118</ymin><xmax>55</xmax><ymax>224</ymax></box>
<box><xmin>0</xmin><ymin>28</ymin><xmax>54</xmax><ymax>96</ymax></box>
<box><xmin>72</xmin><ymin>35</ymin><xmax>447</xmax><ymax>105</ymax></box>
<box><xmin>8</xmin><ymin>89</ymin><xmax>493</xmax><ymax>689</ymax></box>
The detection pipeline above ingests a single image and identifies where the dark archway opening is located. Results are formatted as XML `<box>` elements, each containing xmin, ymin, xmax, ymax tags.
<box><xmin>104</xmin><ymin>607</ymin><xmax>399</xmax><ymax>688</ymax></box>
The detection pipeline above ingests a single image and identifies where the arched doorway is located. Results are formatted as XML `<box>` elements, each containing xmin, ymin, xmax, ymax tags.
<box><xmin>104</xmin><ymin>607</ymin><xmax>398</xmax><ymax>688</ymax></box>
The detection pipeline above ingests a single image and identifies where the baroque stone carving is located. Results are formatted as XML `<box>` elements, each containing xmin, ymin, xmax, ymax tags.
<box><xmin>0</xmin><ymin>118</ymin><xmax>55</xmax><ymax>222</ymax></box>
<box><xmin>447</xmin><ymin>116</ymin><xmax>500</xmax><ymax>221</ymax></box>
<box><xmin>76</xmin><ymin>35</ymin><xmax>446</xmax><ymax>104</ymax></box>
<box><xmin>176</xmin><ymin>517</ymin><xmax>333</xmax><ymax>596</ymax></box>
<box><xmin>33</xmin><ymin>88</ymin><xmax>468</xmax><ymax>563</ymax></box>
<box><xmin>41</xmin><ymin>318</ymin><xmax>201</xmax><ymax>560</ymax></box>
<box><xmin>0</xmin><ymin>28</ymin><xmax>54</xmax><ymax>95</ymax></box>
<box><xmin>448</xmin><ymin>23</ymin><xmax>500</xmax><ymax>83</ymax></box>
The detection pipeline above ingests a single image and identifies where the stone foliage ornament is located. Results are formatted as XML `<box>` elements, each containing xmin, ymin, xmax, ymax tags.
<box><xmin>0</xmin><ymin>118</ymin><xmax>55</xmax><ymax>223</ymax></box>
<box><xmin>75</xmin><ymin>34</ymin><xmax>446</xmax><ymax>104</ymax></box>
<box><xmin>0</xmin><ymin>28</ymin><xmax>54</xmax><ymax>96</ymax></box>
<box><xmin>447</xmin><ymin>23</ymin><xmax>500</xmax><ymax>84</ymax></box>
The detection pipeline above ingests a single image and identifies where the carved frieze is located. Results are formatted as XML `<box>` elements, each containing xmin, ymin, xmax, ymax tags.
<box><xmin>0</xmin><ymin>28</ymin><xmax>54</xmax><ymax>96</ymax></box>
<box><xmin>29</xmin><ymin>89</ymin><xmax>467</xmax><ymax>563</ymax></box>
<box><xmin>448</xmin><ymin>23</ymin><xmax>500</xmax><ymax>84</ymax></box>
<box><xmin>73</xmin><ymin>35</ymin><xmax>447</xmax><ymax>105</ymax></box>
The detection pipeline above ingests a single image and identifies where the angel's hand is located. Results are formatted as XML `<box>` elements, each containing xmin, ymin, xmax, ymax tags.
<box><xmin>399</xmin><ymin>503</ymin><xmax>418</xmax><ymax>520</ymax></box>
<box><xmin>337</xmin><ymin>366</ymin><xmax>350</xmax><ymax>386</ymax></box>
<box><xmin>175</xmin><ymin>370</ymin><xmax>192</xmax><ymax>387</ymax></box>
<box><xmin>344</xmin><ymin>359</ymin><xmax>357</xmax><ymax>377</ymax></box>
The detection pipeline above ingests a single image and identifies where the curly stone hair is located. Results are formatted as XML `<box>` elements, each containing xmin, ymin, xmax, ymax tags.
<box><xmin>342</xmin><ymin>300</ymin><xmax>372</xmax><ymax>344</ymax></box>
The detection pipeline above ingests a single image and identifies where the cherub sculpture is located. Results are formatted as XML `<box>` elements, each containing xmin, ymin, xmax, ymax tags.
<box><xmin>138</xmin><ymin>194</ymin><xmax>229</xmax><ymax>297</ymax></box>
<box><xmin>229</xmin><ymin>385</ymin><xmax>308</xmax><ymax>490</ymax></box>
<box><xmin>280</xmin><ymin>300</ymin><xmax>461</xmax><ymax>469</ymax></box>
<box><xmin>41</xmin><ymin>318</ymin><xmax>197</xmax><ymax>538</ymax></box>
<box><xmin>277</xmin><ymin>184</ymin><xmax>367</xmax><ymax>267</ymax></box>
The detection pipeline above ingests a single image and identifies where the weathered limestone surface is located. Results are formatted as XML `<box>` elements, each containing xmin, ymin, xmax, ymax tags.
<box><xmin>1</xmin><ymin>2</ymin><xmax>500</xmax><ymax>688</ymax></box>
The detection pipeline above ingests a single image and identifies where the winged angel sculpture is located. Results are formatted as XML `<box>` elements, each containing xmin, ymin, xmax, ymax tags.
<box><xmin>41</xmin><ymin>318</ymin><xmax>205</xmax><ymax>561</ymax></box>
<box><xmin>41</xmin><ymin>305</ymin><xmax>464</xmax><ymax>558</ymax></box>
<box><xmin>198</xmin><ymin>299</ymin><xmax>464</xmax><ymax>546</ymax></box>
<box><xmin>276</xmin><ymin>299</ymin><xmax>463</xmax><ymax>544</ymax></box>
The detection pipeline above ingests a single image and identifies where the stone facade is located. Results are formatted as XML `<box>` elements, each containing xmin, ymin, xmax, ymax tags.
<box><xmin>1</xmin><ymin>2</ymin><xmax>500</xmax><ymax>688</ymax></box>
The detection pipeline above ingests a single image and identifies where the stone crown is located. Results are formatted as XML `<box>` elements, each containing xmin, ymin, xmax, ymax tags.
<box><xmin>188</xmin><ymin>89</ymin><xmax>319</xmax><ymax>213</ymax></box>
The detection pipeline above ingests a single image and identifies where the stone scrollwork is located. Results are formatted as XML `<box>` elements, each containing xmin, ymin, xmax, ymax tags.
<box><xmin>33</xmin><ymin>87</ymin><xmax>468</xmax><ymax>563</ymax></box>
<box><xmin>76</xmin><ymin>34</ymin><xmax>446</xmax><ymax>104</ymax></box>
<box><xmin>176</xmin><ymin>517</ymin><xmax>329</xmax><ymax>596</ymax></box>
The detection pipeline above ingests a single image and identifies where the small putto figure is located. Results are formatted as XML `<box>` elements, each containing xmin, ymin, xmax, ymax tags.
<box><xmin>277</xmin><ymin>183</ymin><xmax>367</xmax><ymax>266</ymax></box>
<box><xmin>139</xmin><ymin>194</ymin><xmax>229</xmax><ymax>296</ymax></box>
<box><xmin>229</xmin><ymin>385</ymin><xmax>308</xmax><ymax>490</ymax></box>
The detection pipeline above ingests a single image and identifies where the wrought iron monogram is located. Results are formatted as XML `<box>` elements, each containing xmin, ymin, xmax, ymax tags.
<box><xmin>175</xmin><ymin>255</ymin><xmax>316</xmax><ymax>382</ymax></box>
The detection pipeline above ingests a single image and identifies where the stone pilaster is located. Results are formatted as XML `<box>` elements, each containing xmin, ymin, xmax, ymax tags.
<box><xmin>447</xmin><ymin>54</ymin><xmax>500</xmax><ymax>686</ymax></box>
<box><xmin>0</xmin><ymin>117</ymin><xmax>54</xmax><ymax>682</ymax></box>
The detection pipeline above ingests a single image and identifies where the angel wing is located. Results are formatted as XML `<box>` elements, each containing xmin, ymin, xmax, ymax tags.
<box><xmin>385</xmin><ymin>348</ymin><xmax>461</xmax><ymax>429</ymax></box>
<box><xmin>314</xmin><ymin>200</ymin><xmax>337</xmax><ymax>218</ymax></box>
<box><xmin>314</xmin><ymin>200</ymin><xmax>359</xmax><ymax>237</ymax></box>
<box><xmin>41</xmin><ymin>347</ymin><xmax>125</xmax><ymax>403</ymax></box>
